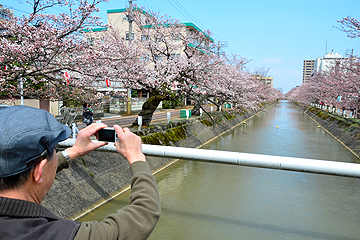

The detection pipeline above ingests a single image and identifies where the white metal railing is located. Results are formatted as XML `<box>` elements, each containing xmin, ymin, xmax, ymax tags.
<box><xmin>58</xmin><ymin>139</ymin><xmax>360</xmax><ymax>178</ymax></box>
<box><xmin>310</xmin><ymin>103</ymin><xmax>357</xmax><ymax>118</ymax></box>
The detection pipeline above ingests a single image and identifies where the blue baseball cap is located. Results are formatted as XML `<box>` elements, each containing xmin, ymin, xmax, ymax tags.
<box><xmin>0</xmin><ymin>106</ymin><xmax>71</xmax><ymax>178</ymax></box>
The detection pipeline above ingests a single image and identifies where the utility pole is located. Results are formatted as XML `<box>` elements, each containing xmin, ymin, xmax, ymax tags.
<box><xmin>128</xmin><ymin>0</ymin><xmax>133</xmax><ymax>42</ymax></box>
<box><xmin>126</xmin><ymin>0</ymin><xmax>134</xmax><ymax>115</ymax></box>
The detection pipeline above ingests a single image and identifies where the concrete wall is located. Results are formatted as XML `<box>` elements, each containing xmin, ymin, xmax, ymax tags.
<box><xmin>43</xmin><ymin>105</ymin><xmax>273</xmax><ymax>220</ymax></box>
<box><xmin>302</xmin><ymin>105</ymin><xmax>360</xmax><ymax>158</ymax></box>
<box><xmin>1</xmin><ymin>99</ymin><xmax>60</xmax><ymax>115</ymax></box>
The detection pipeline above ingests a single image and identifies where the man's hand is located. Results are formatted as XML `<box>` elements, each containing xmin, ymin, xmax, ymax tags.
<box><xmin>113</xmin><ymin>125</ymin><xmax>146</xmax><ymax>165</ymax></box>
<box><xmin>66</xmin><ymin>123</ymin><xmax>109</xmax><ymax>161</ymax></box>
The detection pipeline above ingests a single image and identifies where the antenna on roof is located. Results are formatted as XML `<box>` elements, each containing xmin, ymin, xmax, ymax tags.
<box><xmin>325</xmin><ymin>39</ymin><xmax>327</xmax><ymax>55</ymax></box>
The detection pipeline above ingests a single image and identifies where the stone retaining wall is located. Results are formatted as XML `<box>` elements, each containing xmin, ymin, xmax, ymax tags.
<box><xmin>43</xmin><ymin>103</ymin><xmax>276</xmax><ymax>220</ymax></box>
<box><xmin>300</xmin><ymin>105</ymin><xmax>360</xmax><ymax>158</ymax></box>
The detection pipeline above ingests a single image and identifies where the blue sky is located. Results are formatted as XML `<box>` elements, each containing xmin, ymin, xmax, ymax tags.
<box><xmin>3</xmin><ymin>0</ymin><xmax>360</xmax><ymax>93</ymax></box>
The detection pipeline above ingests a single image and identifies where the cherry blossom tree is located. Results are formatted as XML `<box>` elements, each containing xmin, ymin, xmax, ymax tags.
<box><xmin>286</xmin><ymin>58</ymin><xmax>360</xmax><ymax>112</ymax></box>
<box><xmin>0</xmin><ymin>0</ymin><xmax>109</xmax><ymax>104</ymax></box>
<box><xmin>123</xmin><ymin>7</ymin><xmax>283</xmax><ymax>126</ymax></box>
<box><xmin>337</xmin><ymin>16</ymin><xmax>360</xmax><ymax>39</ymax></box>
<box><xmin>122</xmin><ymin>8</ymin><xmax>222</xmax><ymax>126</ymax></box>
<box><xmin>1</xmin><ymin>2</ymin><xmax>283</xmax><ymax>122</ymax></box>
<box><xmin>287</xmin><ymin>15</ymin><xmax>360</xmax><ymax>112</ymax></box>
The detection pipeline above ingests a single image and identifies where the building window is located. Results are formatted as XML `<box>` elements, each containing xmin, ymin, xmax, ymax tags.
<box><xmin>126</xmin><ymin>32</ymin><xmax>134</xmax><ymax>41</ymax></box>
<box><xmin>154</xmin><ymin>34</ymin><xmax>163</xmax><ymax>42</ymax></box>
<box><xmin>154</xmin><ymin>54</ymin><xmax>163</xmax><ymax>62</ymax></box>
<box><xmin>170</xmin><ymin>54</ymin><xmax>180</xmax><ymax>59</ymax></box>
<box><xmin>87</xmin><ymin>37</ymin><xmax>95</xmax><ymax>45</ymax></box>
<box><xmin>141</xmin><ymin>35</ymin><xmax>149</xmax><ymax>42</ymax></box>
<box><xmin>141</xmin><ymin>55</ymin><xmax>150</xmax><ymax>62</ymax></box>
<box><xmin>171</xmin><ymin>33</ymin><xmax>181</xmax><ymax>41</ymax></box>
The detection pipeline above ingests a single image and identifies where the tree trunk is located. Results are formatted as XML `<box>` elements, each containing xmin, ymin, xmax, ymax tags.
<box><xmin>216</xmin><ymin>99</ymin><xmax>226</xmax><ymax>111</ymax></box>
<box><xmin>191</xmin><ymin>94</ymin><xmax>209</xmax><ymax>116</ymax></box>
<box><xmin>132</xmin><ymin>96</ymin><xmax>162</xmax><ymax>127</ymax></box>
<box><xmin>191</xmin><ymin>103</ymin><xmax>201</xmax><ymax>116</ymax></box>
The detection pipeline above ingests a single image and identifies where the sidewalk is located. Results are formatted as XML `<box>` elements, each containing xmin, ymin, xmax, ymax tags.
<box><xmin>99</xmin><ymin>105</ymin><xmax>194</xmax><ymax>120</ymax></box>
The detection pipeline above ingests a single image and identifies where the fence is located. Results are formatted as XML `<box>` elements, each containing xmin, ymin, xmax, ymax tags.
<box><xmin>310</xmin><ymin>103</ymin><xmax>358</xmax><ymax>119</ymax></box>
<box><xmin>109</xmin><ymin>97</ymin><xmax>163</xmax><ymax>115</ymax></box>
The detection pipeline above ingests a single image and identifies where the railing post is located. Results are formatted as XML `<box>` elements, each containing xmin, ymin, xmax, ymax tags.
<box><xmin>137</xmin><ymin>116</ymin><xmax>142</xmax><ymax>131</ymax></box>
<box><xmin>167</xmin><ymin>112</ymin><xmax>171</xmax><ymax>123</ymax></box>
<box><xmin>72</xmin><ymin>123</ymin><xmax>78</xmax><ymax>140</ymax></box>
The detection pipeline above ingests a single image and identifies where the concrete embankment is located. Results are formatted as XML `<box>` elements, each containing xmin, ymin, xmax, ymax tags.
<box><xmin>43</xmin><ymin>103</ymin><xmax>277</xmax><ymax>220</ymax></box>
<box><xmin>299</xmin><ymin>104</ymin><xmax>360</xmax><ymax>159</ymax></box>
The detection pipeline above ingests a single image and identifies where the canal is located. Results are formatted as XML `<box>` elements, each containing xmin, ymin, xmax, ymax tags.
<box><xmin>79</xmin><ymin>100</ymin><xmax>360</xmax><ymax>240</ymax></box>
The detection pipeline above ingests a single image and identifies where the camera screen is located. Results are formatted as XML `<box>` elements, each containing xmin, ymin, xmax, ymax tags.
<box><xmin>98</xmin><ymin>129</ymin><xmax>116</xmax><ymax>142</ymax></box>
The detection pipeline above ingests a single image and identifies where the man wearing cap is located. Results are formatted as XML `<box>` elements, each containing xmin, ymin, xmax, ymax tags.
<box><xmin>0</xmin><ymin>106</ymin><xmax>160</xmax><ymax>240</ymax></box>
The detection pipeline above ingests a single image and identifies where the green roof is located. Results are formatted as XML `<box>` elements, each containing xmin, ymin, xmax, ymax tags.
<box><xmin>107</xmin><ymin>7</ymin><xmax>148</xmax><ymax>15</ymax></box>
<box><xmin>107</xmin><ymin>8</ymin><xmax>127</xmax><ymax>13</ymax></box>
<box><xmin>105</xmin><ymin>9</ymin><xmax>212</xmax><ymax>41</ymax></box>
<box><xmin>81</xmin><ymin>27</ymin><xmax>108</xmax><ymax>32</ymax></box>
<box><xmin>184</xmin><ymin>23</ymin><xmax>202</xmax><ymax>32</ymax></box>
<box><xmin>184</xmin><ymin>22</ymin><xmax>213</xmax><ymax>42</ymax></box>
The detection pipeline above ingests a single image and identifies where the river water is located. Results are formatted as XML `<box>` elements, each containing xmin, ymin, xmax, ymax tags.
<box><xmin>78</xmin><ymin>100</ymin><xmax>360</xmax><ymax>240</ymax></box>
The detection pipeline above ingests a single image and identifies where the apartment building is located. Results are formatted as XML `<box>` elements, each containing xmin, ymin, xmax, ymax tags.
<box><xmin>86</xmin><ymin>8</ymin><xmax>212</xmax><ymax>53</ymax></box>
<box><xmin>253</xmin><ymin>74</ymin><xmax>273</xmax><ymax>87</ymax></box>
<box><xmin>302</xmin><ymin>60</ymin><xmax>314</xmax><ymax>83</ymax></box>
<box><xmin>83</xmin><ymin>7</ymin><xmax>213</xmax><ymax>113</ymax></box>
<box><xmin>0</xmin><ymin>4</ymin><xmax>13</xmax><ymax>23</ymax></box>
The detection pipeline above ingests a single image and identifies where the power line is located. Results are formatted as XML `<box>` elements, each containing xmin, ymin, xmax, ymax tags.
<box><xmin>3</xmin><ymin>3</ymin><xmax>70</xmax><ymax>16</ymax></box>
<box><xmin>165</xmin><ymin>0</ymin><xmax>229</xmax><ymax>49</ymax></box>
<box><xmin>170</xmin><ymin>0</ymin><xmax>208</xmax><ymax>31</ymax></box>
<box><xmin>3</xmin><ymin>4</ymin><xmax>31</xmax><ymax>15</ymax></box>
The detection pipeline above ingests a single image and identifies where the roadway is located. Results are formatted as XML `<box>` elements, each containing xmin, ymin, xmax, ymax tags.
<box><xmin>99</xmin><ymin>108</ymin><xmax>185</xmax><ymax>127</ymax></box>
<box><xmin>75</xmin><ymin>105</ymin><xmax>214</xmax><ymax>129</ymax></box>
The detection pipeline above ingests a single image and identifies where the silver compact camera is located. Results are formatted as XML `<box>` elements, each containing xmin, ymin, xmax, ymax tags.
<box><xmin>96</xmin><ymin>127</ymin><xmax>118</xmax><ymax>142</ymax></box>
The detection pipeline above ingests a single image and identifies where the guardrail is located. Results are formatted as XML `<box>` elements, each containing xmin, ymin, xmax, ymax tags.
<box><xmin>58</xmin><ymin>139</ymin><xmax>360</xmax><ymax>178</ymax></box>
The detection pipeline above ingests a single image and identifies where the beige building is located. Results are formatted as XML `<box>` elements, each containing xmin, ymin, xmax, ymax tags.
<box><xmin>85</xmin><ymin>8</ymin><xmax>213</xmax><ymax>56</ymax></box>
<box><xmin>83</xmin><ymin>7</ymin><xmax>213</xmax><ymax>114</ymax></box>
<box><xmin>302</xmin><ymin>60</ymin><xmax>315</xmax><ymax>83</ymax></box>
<box><xmin>0</xmin><ymin>4</ymin><xmax>13</xmax><ymax>23</ymax></box>
<box><xmin>253</xmin><ymin>74</ymin><xmax>273</xmax><ymax>87</ymax></box>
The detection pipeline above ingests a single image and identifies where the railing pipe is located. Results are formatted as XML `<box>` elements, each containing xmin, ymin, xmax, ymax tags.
<box><xmin>58</xmin><ymin>139</ymin><xmax>360</xmax><ymax>178</ymax></box>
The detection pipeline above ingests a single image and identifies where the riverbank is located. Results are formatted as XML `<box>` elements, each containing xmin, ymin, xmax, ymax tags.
<box><xmin>43</xmin><ymin>102</ymin><xmax>277</xmax><ymax>220</ymax></box>
<box><xmin>297</xmin><ymin>103</ymin><xmax>360</xmax><ymax>159</ymax></box>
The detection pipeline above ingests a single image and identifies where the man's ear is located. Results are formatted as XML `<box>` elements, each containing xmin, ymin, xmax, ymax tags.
<box><xmin>33</xmin><ymin>159</ymin><xmax>47</xmax><ymax>184</ymax></box>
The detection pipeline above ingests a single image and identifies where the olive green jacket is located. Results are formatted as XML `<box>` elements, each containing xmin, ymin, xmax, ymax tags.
<box><xmin>57</xmin><ymin>152</ymin><xmax>161</xmax><ymax>240</ymax></box>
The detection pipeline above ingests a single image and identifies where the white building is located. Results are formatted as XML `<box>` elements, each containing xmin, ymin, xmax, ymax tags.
<box><xmin>314</xmin><ymin>51</ymin><xmax>347</xmax><ymax>72</ymax></box>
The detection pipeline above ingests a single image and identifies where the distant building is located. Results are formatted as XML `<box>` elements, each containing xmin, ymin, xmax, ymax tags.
<box><xmin>314</xmin><ymin>51</ymin><xmax>347</xmax><ymax>72</ymax></box>
<box><xmin>302</xmin><ymin>60</ymin><xmax>314</xmax><ymax>83</ymax></box>
<box><xmin>0</xmin><ymin>4</ymin><xmax>14</xmax><ymax>23</ymax></box>
<box><xmin>253</xmin><ymin>74</ymin><xmax>273</xmax><ymax>87</ymax></box>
